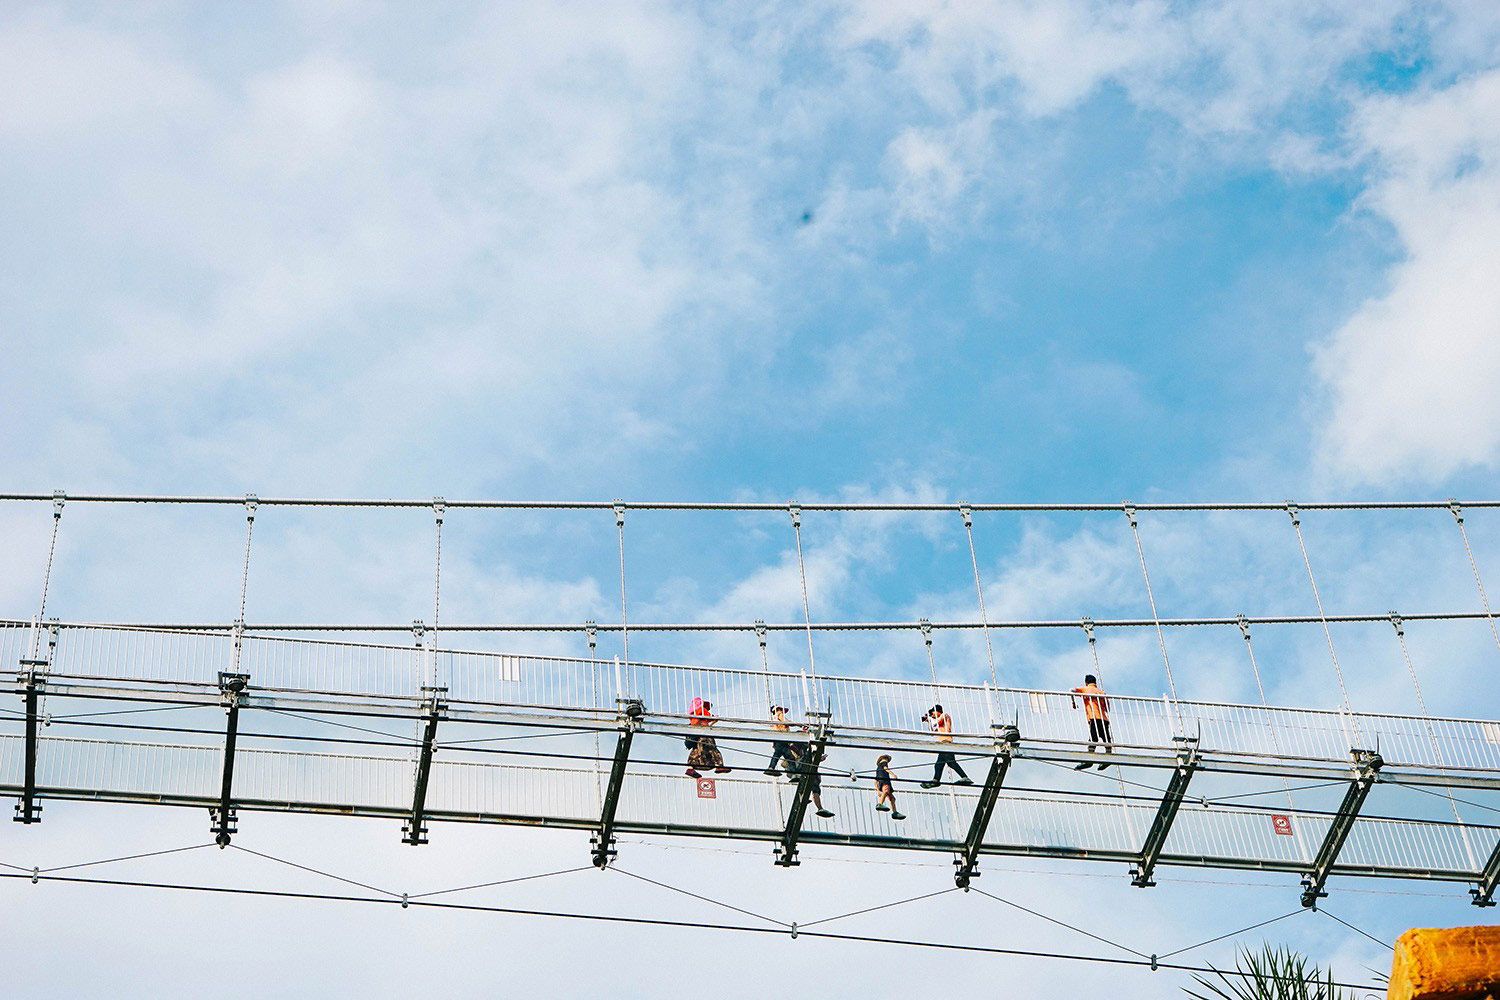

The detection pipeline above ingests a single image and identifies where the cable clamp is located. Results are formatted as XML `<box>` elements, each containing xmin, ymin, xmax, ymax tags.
<box><xmin>410</xmin><ymin>620</ymin><xmax>427</xmax><ymax>643</ymax></box>
<box><xmin>432</xmin><ymin>497</ymin><xmax>446</xmax><ymax>525</ymax></box>
<box><xmin>1389</xmin><ymin>611</ymin><xmax>1404</xmax><ymax>636</ymax></box>
<box><xmin>31</xmin><ymin>867</ymin><xmax>39</xmax><ymax>884</ymax></box>
<box><xmin>754</xmin><ymin>620</ymin><xmax>767</xmax><ymax>648</ymax></box>
<box><xmin>401</xmin><ymin>893</ymin><xmax>409</xmax><ymax>909</ymax></box>
<box><xmin>959</xmin><ymin>503</ymin><xmax>973</xmax><ymax>529</ymax></box>
<box><xmin>1122</xmin><ymin>502</ymin><xmax>1137</xmax><ymax>528</ymax></box>
<box><xmin>243</xmin><ymin>494</ymin><xmax>258</xmax><ymax>523</ymax></box>
<box><xmin>1235</xmin><ymin>614</ymin><xmax>1251</xmax><ymax>641</ymax></box>
<box><xmin>919</xmin><ymin>618</ymin><xmax>933</xmax><ymax>647</ymax></box>
<box><xmin>1285</xmin><ymin>501</ymin><xmax>1300</xmax><ymax>527</ymax></box>
<box><xmin>1149</xmin><ymin>954</ymin><xmax>1158</xmax><ymax>972</ymax></box>
<box><xmin>612</xmin><ymin>501</ymin><xmax>626</xmax><ymax>528</ymax></box>
<box><xmin>788</xmin><ymin>502</ymin><xmax>801</xmax><ymax>529</ymax></box>
<box><xmin>789</xmin><ymin>921</ymin><xmax>798</xmax><ymax>939</ymax></box>
<box><xmin>1448</xmin><ymin>497</ymin><xmax>1464</xmax><ymax>524</ymax></box>
<box><xmin>51</xmin><ymin>490</ymin><xmax>65</xmax><ymax>519</ymax></box>
<box><xmin>1080</xmin><ymin>616</ymin><xmax>1096</xmax><ymax>645</ymax></box>
<box><xmin>585</xmin><ymin>620</ymin><xmax>597</xmax><ymax>655</ymax></box>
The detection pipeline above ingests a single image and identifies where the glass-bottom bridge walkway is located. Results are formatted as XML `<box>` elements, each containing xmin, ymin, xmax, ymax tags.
<box><xmin>4</xmin><ymin>622</ymin><xmax>1499</xmax><ymax>909</ymax></box>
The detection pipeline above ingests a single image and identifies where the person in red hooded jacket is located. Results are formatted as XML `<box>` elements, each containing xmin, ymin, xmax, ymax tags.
<box><xmin>685</xmin><ymin>697</ymin><xmax>732</xmax><ymax>778</ymax></box>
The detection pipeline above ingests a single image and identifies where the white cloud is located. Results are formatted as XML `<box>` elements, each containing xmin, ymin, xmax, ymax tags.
<box><xmin>1313</xmin><ymin>70</ymin><xmax>1500</xmax><ymax>485</ymax></box>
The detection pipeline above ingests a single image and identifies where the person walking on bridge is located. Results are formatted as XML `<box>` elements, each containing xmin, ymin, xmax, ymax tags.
<box><xmin>1070</xmin><ymin>674</ymin><xmax>1113</xmax><ymax>769</ymax></box>
<box><xmin>685</xmin><ymin>697</ymin><xmax>732</xmax><ymax>778</ymax></box>
<box><xmin>918</xmin><ymin>704</ymin><xmax>973</xmax><ymax>789</ymax></box>
<box><xmin>873</xmin><ymin>753</ymin><xmax>906</xmax><ymax>820</ymax></box>
<box><xmin>764</xmin><ymin>704</ymin><xmax>800</xmax><ymax>777</ymax></box>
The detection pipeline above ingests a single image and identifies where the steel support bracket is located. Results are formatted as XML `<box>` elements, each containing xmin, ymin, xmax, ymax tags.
<box><xmin>211</xmin><ymin>671</ymin><xmax>250</xmax><ymax>846</ymax></box>
<box><xmin>1471</xmin><ymin>838</ymin><xmax>1500</xmax><ymax>907</ymax></box>
<box><xmin>402</xmin><ymin>686</ymin><xmax>447</xmax><ymax>846</ymax></box>
<box><xmin>954</xmin><ymin>724</ymin><xmax>1021</xmax><ymax>888</ymax></box>
<box><xmin>1300</xmin><ymin>748</ymin><xmax>1382</xmax><ymax>907</ymax></box>
<box><xmin>591</xmin><ymin>698</ymin><xmax>643</xmax><ymax>868</ymax></box>
<box><xmin>775</xmin><ymin>716</ymin><xmax>830</xmax><ymax>868</ymax></box>
<box><xmin>13</xmin><ymin>664</ymin><xmax>48</xmax><ymax>824</ymax></box>
<box><xmin>1131</xmin><ymin>735</ymin><xmax>1200</xmax><ymax>887</ymax></box>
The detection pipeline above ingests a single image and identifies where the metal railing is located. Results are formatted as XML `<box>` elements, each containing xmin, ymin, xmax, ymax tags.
<box><xmin>6</xmin><ymin>622</ymin><xmax>1500</xmax><ymax>772</ymax></box>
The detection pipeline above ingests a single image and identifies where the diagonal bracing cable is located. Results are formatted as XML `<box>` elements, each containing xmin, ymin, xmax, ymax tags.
<box><xmin>609</xmin><ymin>866</ymin><xmax>791</xmax><ymax>927</ymax></box>
<box><xmin>227</xmin><ymin>844</ymin><xmax>403</xmax><ymax>899</ymax></box>
<box><xmin>971</xmin><ymin>886</ymin><xmax>1151</xmax><ymax>959</ymax></box>
<box><xmin>1155</xmin><ymin>907</ymin><xmax>1305</xmax><ymax>960</ymax></box>
<box><xmin>38</xmin><ymin>843</ymin><xmax>215</xmax><ymax>874</ymax></box>
<box><xmin>797</xmin><ymin>886</ymin><xmax>957</xmax><ymax>929</ymax></box>
<box><xmin>1315</xmin><ymin>908</ymin><xmax>1393</xmax><ymax>952</ymax></box>
<box><xmin>406</xmin><ymin>865</ymin><xmax>594</xmax><ymax>901</ymax></box>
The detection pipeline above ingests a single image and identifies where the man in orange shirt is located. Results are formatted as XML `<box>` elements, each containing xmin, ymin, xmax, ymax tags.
<box><xmin>1070</xmin><ymin>674</ymin><xmax>1113</xmax><ymax>770</ymax></box>
<box><xmin>918</xmin><ymin>704</ymin><xmax>974</xmax><ymax>788</ymax></box>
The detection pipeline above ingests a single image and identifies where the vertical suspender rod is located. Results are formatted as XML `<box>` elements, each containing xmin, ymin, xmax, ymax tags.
<box><xmin>403</xmin><ymin>686</ymin><xmax>446</xmax><ymax>846</ymax></box>
<box><xmin>211</xmin><ymin>671</ymin><xmax>249</xmax><ymax>846</ymax></box>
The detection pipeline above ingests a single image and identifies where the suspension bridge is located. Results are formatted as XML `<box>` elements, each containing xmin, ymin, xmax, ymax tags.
<box><xmin>3</xmin><ymin>492</ymin><xmax>1499</xmax><ymax>919</ymax></box>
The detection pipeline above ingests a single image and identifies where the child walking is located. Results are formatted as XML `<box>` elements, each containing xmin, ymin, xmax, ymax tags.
<box><xmin>873</xmin><ymin>754</ymin><xmax>906</xmax><ymax>821</ymax></box>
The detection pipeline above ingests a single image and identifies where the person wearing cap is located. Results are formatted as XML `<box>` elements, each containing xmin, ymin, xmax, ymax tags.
<box><xmin>764</xmin><ymin>704</ymin><xmax>800</xmax><ymax>777</ymax></box>
<box><xmin>873</xmin><ymin>754</ymin><xmax>905</xmax><ymax>821</ymax></box>
<box><xmin>919</xmin><ymin>704</ymin><xmax>974</xmax><ymax>789</ymax></box>
<box><xmin>685</xmin><ymin>697</ymin><xmax>732</xmax><ymax>778</ymax></box>
<box><xmin>1069</xmin><ymin>674</ymin><xmax>1113</xmax><ymax>769</ymax></box>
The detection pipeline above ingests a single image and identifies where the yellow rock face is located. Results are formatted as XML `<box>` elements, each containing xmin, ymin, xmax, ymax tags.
<box><xmin>1388</xmin><ymin>926</ymin><xmax>1500</xmax><ymax>1000</ymax></box>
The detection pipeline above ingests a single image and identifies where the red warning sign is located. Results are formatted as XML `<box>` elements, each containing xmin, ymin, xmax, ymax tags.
<box><xmin>696</xmin><ymin>777</ymin><xmax>717</xmax><ymax>799</ymax></box>
<box><xmin>1271</xmin><ymin>814</ymin><xmax>1293</xmax><ymax>836</ymax></box>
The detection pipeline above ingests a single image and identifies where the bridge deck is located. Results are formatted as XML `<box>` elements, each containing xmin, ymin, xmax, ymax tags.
<box><xmin>4</xmin><ymin>623</ymin><xmax>1499</xmax><ymax>902</ymax></box>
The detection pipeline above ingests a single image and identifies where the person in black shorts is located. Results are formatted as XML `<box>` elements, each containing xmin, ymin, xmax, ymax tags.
<box><xmin>873</xmin><ymin>753</ymin><xmax>905</xmax><ymax>821</ymax></box>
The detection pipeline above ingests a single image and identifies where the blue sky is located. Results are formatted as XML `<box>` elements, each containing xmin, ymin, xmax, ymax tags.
<box><xmin>3</xmin><ymin>2</ymin><xmax>1500</xmax><ymax>997</ymax></box>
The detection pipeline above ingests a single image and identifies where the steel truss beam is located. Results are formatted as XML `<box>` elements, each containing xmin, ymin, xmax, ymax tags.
<box><xmin>1132</xmin><ymin>736</ymin><xmax>1199</xmax><ymax>888</ymax></box>
<box><xmin>1472</xmin><ymin>838</ymin><xmax>1500</xmax><ymax>907</ymax></box>
<box><xmin>954</xmin><ymin>725</ymin><xmax>1021</xmax><ymax>888</ymax></box>
<box><xmin>775</xmin><ymin>718</ymin><xmax>830</xmax><ymax>868</ymax></box>
<box><xmin>211</xmin><ymin>672</ymin><xmax>249</xmax><ymax>846</ymax></box>
<box><xmin>1301</xmin><ymin>749</ymin><xmax>1382</xmax><ymax>907</ymax></box>
<box><xmin>13</xmin><ymin>660</ymin><xmax>47</xmax><ymax>824</ymax></box>
<box><xmin>402</xmin><ymin>687</ymin><xmax>446</xmax><ymax>846</ymax></box>
<box><xmin>592</xmin><ymin>699</ymin><xmax>643</xmax><ymax>868</ymax></box>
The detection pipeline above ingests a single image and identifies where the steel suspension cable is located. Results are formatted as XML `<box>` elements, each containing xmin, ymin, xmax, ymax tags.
<box><xmin>614</xmin><ymin>503</ymin><xmax>629</xmax><ymax>664</ymax></box>
<box><xmin>920</xmin><ymin>619</ymin><xmax>938</xmax><ymax>684</ymax></box>
<box><xmin>959</xmin><ymin>505</ymin><xmax>998</xmax><ymax>686</ymax></box>
<box><xmin>1234</xmin><ymin>616</ymin><xmax>1300</xmax><ymax>824</ymax></box>
<box><xmin>1449</xmin><ymin>500</ymin><xmax>1500</xmax><ymax>655</ymax></box>
<box><xmin>1123</xmin><ymin>505</ymin><xmax>1179</xmax><ymax>706</ymax></box>
<box><xmin>28</xmin><ymin>492</ymin><xmax>65</xmax><ymax>660</ymax></box>
<box><xmin>1285</xmin><ymin>504</ymin><xmax>1355</xmax><ymax>723</ymax></box>
<box><xmin>789</xmin><ymin>504</ymin><xmax>817</xmax><ymax>678</ymax></box>
<box><xmin>232</xmin><ymin>497</ymin><xmax>257</xmax><ymax>676</ymax></box>
<box><xmin>1388</xmin><ymin>612</ymin><xmax>1476</xmax><ymax>868</ymax></box>
<box><xmin>430</xmin><ymin>500</ymin><xmax>445</xmax><ymax>687</ymax></box>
